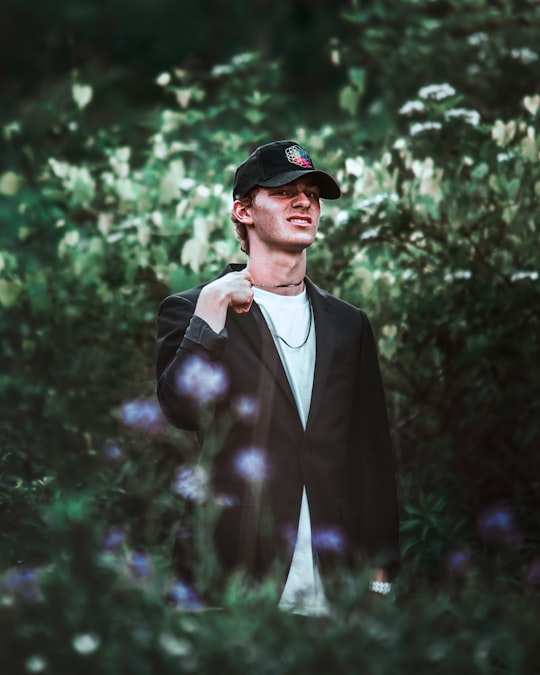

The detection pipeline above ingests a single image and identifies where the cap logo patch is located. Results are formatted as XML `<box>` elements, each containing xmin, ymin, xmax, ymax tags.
<box><xmin>285</xmin><ymin>145</ymin><xmax>314</xmax><ymax>169</ymax></box>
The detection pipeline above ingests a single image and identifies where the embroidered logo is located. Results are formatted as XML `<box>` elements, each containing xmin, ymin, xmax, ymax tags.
<box><xmin>285</xmin><ymin>145</ymin><xmax>314</xmax><ymax>169</ymax></box>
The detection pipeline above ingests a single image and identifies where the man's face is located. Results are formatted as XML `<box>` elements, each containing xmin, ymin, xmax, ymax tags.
<box><xmin>246</xmin><ymin>178</ymin><xmax>321</xmax><ymax>255</ymax></box>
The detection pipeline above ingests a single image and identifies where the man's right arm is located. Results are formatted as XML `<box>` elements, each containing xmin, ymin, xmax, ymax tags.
<box><xmin>156</xmin><ymin>270</ymin><xmax>253</xmax><ymax>430</ymax></box>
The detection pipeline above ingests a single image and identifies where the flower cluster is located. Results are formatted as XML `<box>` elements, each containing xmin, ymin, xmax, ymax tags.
<box><xmin>231</xmin><ymin>394</ymin><xmax>260</xmax><ymax>424</ymax></box>
<box><xmin>172</xmin><ymin>464</ymin><xmax>208</xmax><ymax>503</ymax></box>
<box><xmin>311</xmin><ymin>526</ymin><xmax>347</xmax><ymax>555</ymax></box>
<box><xmin>129</xmin><ymin>551</ymin><xmax>153</xmax><ymax>579</ymax></box>
<box><xmin>444</xmin><ymin>548</ymin><xmax>472</xmax><ymax>578</ymax></box>
<box><xmin>176</xmin><ymin>355</ymin><xmax>229</xmax><ymax>407</ymax></box>
<box><xmin>418</xmin><ymin>83</ymin><xmax>456</xmax><ymax>101</ymax></box>
<box><xmin>476</xmin><ymin>504</ymin><xmax>523</xmax><ymax>550</ymax></box>
<box><xmin>120</xmin><ymin>399</ymin><xmax>165</xmax><ymax>435</ymax></box>
<box><xmin>2</xmin><ymin>566</ymin><xmax>41</xmax><ymax>602</ymax></box>
<box><xmin>101</xmin><ymin>527</ymin><xmax>127</xmax><ymax>552</ymax></box>
<box><xmin>233</xmin><ymin>446</ymin><xmax>271</xmax><ymax>483</ymax></box>
<box><xmin>167</xmin><ymin>579</ymin><xmax>205</xmax><ymax>611</ymax></box>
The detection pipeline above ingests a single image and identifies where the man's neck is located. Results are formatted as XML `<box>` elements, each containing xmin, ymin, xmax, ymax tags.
<box><xmin>246</xmin><ymin>252</ymin><xmax>306</xmax><ymax>296</ymax></box>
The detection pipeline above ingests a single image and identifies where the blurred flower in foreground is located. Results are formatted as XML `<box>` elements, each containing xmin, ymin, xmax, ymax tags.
<box><xmin>476</xmin><ymin>504</ymin><xmax>523</xmax><ymax>550</ymax></box>
<box><xmin>168</xmin><ymin>580</ymin><xmax>205</xmax><ymax>611</ymax></box>
<box><xmin>312</xmin><ymin>526</ymin><xmax>347</xmax><ymax>555</ymax></box>
<box><xmin>159</xmin><ymin>632</ymin><xmax>193</xmax><ymax>656</ymax></box>
<box><xmin>72</xmin><ymin>633</ymin><xmax>100</xmax><ymax>655</ymax></box>
<box><xmin>233</xmin><ymin>446</ymin><xmax>271</xmax><ymax>483</ymax></box>
<box><xmin>25</xmin><ymin>655</ymin><xmax>47</xmax><ymax>673</ymax></box>
<box><xmin>121</xmin><ymin>399</ymin><xmax>165</xmax><ymax>435</ymax></box>
<box><xmin>444</xmin><ymin>547</ymin><xmax>472</xmax><ymax>578</ymax></box>
<box><xmin>129</xmin><ymin>551</ymin><xmax>152</xmax><ymax>579</ymax></box>
<box><xmin>2</xmin><ymin>567</ymin><xmax>41</xmax><ymax>602</ymax></box>
<box><xmin>176</xmin><ymin>355</ymin><xmax>229</xmax><ymax>406</ymax></box>
<box><xmin>173</xmin><ymin>465</ymin><xmax>208</xmax><ymax>503</ymax></box>
<box><xmin>524</xmin><ymin>557</ymin><xmax>540</xmax><ymax>590</ymax></box>
<box><xmin>231</xmin><ymin>393</ymin><xmax>260</xmax><ymax>424</ymax></box>
<box><xmin>101</xmin><ymin>527</ymin><xmax>127</xmax><ymax>552</ymax></box>
<box><xmin>102</xmin><ymin>441</ymin><xmax>123</xmax><ymax>462</ymax></box>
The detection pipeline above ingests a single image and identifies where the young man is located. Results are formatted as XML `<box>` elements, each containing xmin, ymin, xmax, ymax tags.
<box><xmin>156</xmin><ymin>140</ymin><xmax>400</xmax><ymax>615</ymax></box>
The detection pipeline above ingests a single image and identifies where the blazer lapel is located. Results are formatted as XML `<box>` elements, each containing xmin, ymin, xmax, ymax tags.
<box><xmin>305</xmin><ymin>278</ymin><xmax>337</xmax><ymax>430</ymax></box>
<box><xmin>228</xmin><ymin>302</ymin><xmax>299</xmax><ymax>415</ymax></box>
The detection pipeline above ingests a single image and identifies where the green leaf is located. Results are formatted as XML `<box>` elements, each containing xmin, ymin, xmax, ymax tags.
<box><xmin>339</xmin><ymin>85</ymin><xmax>361</xmax><ymax>116</ymax></box>
<box><xmin>0</xmin><ymin>279</ymin><xmax>21</xmax><ymax>307</ymax></box>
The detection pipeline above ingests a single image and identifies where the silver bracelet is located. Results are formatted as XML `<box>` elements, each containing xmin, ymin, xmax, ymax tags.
<box><xmin>369</xmin><ymin>580</ymin><xmax>392</xmax><ymax>595</ymax></box>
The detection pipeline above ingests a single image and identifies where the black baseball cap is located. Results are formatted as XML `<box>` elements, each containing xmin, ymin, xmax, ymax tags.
<box><xmin>233</xmin><ymin>140</ymin><xmax>341</xmax><ymax>200</ymax></box>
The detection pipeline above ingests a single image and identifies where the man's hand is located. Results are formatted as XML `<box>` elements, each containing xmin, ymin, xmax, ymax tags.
<box><xmin>194</xmin><ymin>270</ymin><xmax>253</xmax><ymax>333</ymax></box>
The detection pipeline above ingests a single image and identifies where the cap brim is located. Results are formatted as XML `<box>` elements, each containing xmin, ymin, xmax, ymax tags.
<box><xmin>259</xmin><ymin>169</ymin><xmax>341</xmax><ymax>200</ymax></box>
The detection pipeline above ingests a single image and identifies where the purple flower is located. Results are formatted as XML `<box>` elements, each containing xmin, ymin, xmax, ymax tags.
<box><xmin>175</xmin><ymin>355</ymin><xmax>229</xmax><ymax>406</ymax></box>
<box><xmin>524</xmin><ymin>557</ymin><xmax>540</xmax><ymax>588</ymax></box>
<box><xmin>129</xmin><ymin>551</ymin><xmax>152</xmax><ymax>579</ymax></box>
<box><xmin>233</xmin><ymin>446</ymin><xmax>271</xmax><ymax>483</ymax></box>
<box><xmin>312</xmin><ymin>526</ymin><xmax>347</xmax><ymax>555</ymax></box>
<box><xmin>476</xmin><ymin>504</ymin><xmax>523</xmax><ymax>550</ymax></box>
<box><xmin>231</xmin><ymin>394</ymin><xmax>260</xmax><ymax>424</ymax></box>
<box><xmin>444</xmin><ymin>547</ymin><xmax>472</xmax><ymax>578</ymax></box>
<box><xmin>215</xmin><ymin>493</ymin><xmax>238</xmax><ymax>509</ymax></box>
<box><xmin>172</xmin><ymin>465</ymin><xmax>208</xmax><ymax>503</ymax></box>
<box><xmin>168</xmin><ymin>580</ymin><xmax>205</xmax><ymax>611</ymax></box>
<box><xmin>102</xmin><ymin>527</ymin><xmax>127</xmax><ymax>552</ymax></box>
<box><xmin>2</xmin><ymin>567</ymin><xmax>40</xmax><ymax>601</ymax></box>
<box><xmin>120</xmin><ymin>400</ymin><xmax>165</xmax><ymax>435</ymax></box>
<box><xmin>102</xmin><ymin>442</ymin><xmax>123</xmax><ymax>462</ymax></box>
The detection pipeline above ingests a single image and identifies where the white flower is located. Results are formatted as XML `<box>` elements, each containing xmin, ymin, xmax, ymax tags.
<box><xmin>399</xmin><ymin>100</ymin><xmax>426</xmax><ymax>116</ymax></box>
<box><xmin>410</xmin><ymin>121</ymin><xmax>442</xmax><ymax>136</ymax></box>
<box><xmin>360</xmin><ymin>227</ymin><xmax>380</xmax><ymax>240</ymax></box>
<box><xmin>179</xmin><ymin>177</ymin><xmax>196</xmax><ymax>191</ymax></box>
<box><xmin>72</xmin><ymin>633</ymin><xmax>100</xmax><ymax>655</ymax></box>
<box><xmin>444</xmin><ymin>270</ymin><xmax>472</xmax><ymax>282</ymax></box>
<box><xmin>159</xmin><ymin>632</ymin><xmax>193</xmax><ymax>656</ymax></box>
<box><xmin>467</xmin><ymin>32</ymin><xmax>488</xmax><ymax>46</ymax></box>
<box><xmin>25</xmin><ymin>656</ymin><xmax>47</xmax><ymax>673</ymax></box>
<box><xmin>155</xmin><ymin>72</ymin><xmax>171</xmax><ymax>86</ymax></box>
<box><xmin>510</xmin><ymin>48</ymin><xmax>539</xmax><ymax>65</ymax></box>
<box><xmin>444</xmin><ymin>108</ymin><xmax>481</xmax><ymax>126</ymax></box>
<box><xmin>335</xmin><ymin>210</ymin><xmax>350</xmax><ymax>226</ymax></box>
<box><xmin>418</xmin><ymin>83</ymin><xmax>456</xmax><ymax>101</ymax></box>
<box><xmin>211</xmin><ymin>64</ymin><xmax>233</xmax><ymax>77</ymax></box>
<box><xmin>511</xmin><ymin>271</ymin><xmax>538</xmax><ymax>282</ymax></box>
<box><xmin>345</xmin><ymin>157</ymin><xmax>365</xmax><ymax>176</ymax></box>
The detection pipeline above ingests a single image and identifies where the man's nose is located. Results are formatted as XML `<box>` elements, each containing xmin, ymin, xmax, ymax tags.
<box><xmin>292</xmin><ymin>190</ymin><xmax>310</xmax><ymax>207</ymax></box>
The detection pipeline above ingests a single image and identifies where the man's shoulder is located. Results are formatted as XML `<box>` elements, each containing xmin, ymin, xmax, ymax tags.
<box><xmin>307</xmin><ymin>278</ymin><xmax>368</xmax><ymax>319</ymax></box>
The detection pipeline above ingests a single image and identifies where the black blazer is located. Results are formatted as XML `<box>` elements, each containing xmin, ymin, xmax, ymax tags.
<box><xmin>156</xmin><ymin>264</ymin><xmax>400</xmax><ymax>579</ymax></box>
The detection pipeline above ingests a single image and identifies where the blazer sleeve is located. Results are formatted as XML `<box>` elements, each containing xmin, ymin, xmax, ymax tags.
<box><xmin>156</xmin><ymin>293</ymin><xmax>227</xmax><ymax>430</ymax></box>
<box><xmin>353</xmin><ymin>311</ymin><xmax>401</xmax><ymax>577</ymax></box>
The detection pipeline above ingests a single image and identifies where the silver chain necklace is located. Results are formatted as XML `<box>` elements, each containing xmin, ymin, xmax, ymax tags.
<box><xmin>261</xmin><ymin>299</ymin><xmax>313</xmax><ymax>349</ymax></box>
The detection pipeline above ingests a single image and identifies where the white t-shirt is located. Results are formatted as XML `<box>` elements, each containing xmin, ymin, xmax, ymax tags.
<box><xmin>253</xmin><ymin>287</ymin><xmax>331</xmax><ymax>617</ymax></box>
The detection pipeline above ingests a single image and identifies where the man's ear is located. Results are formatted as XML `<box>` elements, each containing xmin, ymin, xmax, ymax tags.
<box><xmin>232</xmin><ymin>199</ymin><xmax>254</xmax><ymax>225</ymax></box>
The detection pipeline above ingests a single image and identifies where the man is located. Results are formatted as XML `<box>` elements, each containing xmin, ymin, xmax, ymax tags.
<box><xmin>156</xmin><ymin>140</ymin><xmax>400</xmax><ymax>615</ymax></box>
